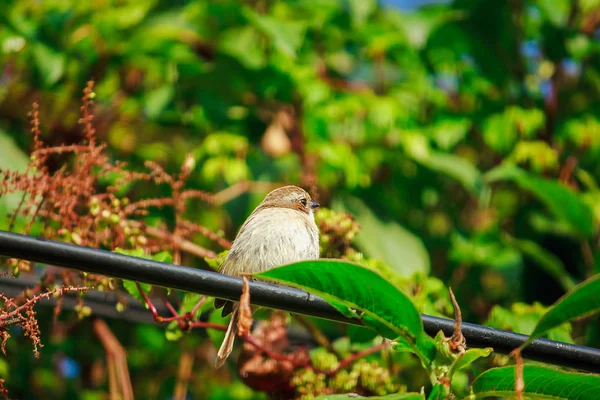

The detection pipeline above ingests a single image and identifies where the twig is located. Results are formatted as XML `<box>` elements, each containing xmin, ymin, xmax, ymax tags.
<box><xmin>511</xmin><ymin>348</ymin><xmax>524</xmax><ymax>400</ymax></box>
<box><xmin>145</xmin><ymin>226</ymin><xmax>217</xmax><ymax>259</ymax></box>
<box><xmin>173</xmin><ymin>351</ymin><xmax>194</xmax><ymax>400</ymax></box>
<box><xmin>447</xmin><ymin>287</ymin><xmax>466</xmax><ymax>354</ymax></box>
<box><xmin>93</xmin><ymin>319</ymin><xmax>134</xmax><ymax>400</ymax></box>
<box><xmin>238</xmin><ymin>276</ymin><xmax>253</xmax><ymax>336</ymax></box>
<box><xmin>295</xmin><ymin>314</ymin><xmax>339</xmax><ymax>357</ymax></box>
<box><xmin>189</xmin><ymin>321</ymin><xmax>228</xmax><ymax>331</ymax></box>
<box><xmin>239</xmin><ymin>332</ymin><xmax>305</xmax><ymax>367</ymax></box>
<box><xmin>325</xmin><ymin>341</ymin><xmax>390</xmax><ymax>376</ymax></box>
<box><xmin>559</xmin><ymin>156</ymin><xmax>578</xmax><ymax>185</ymax></box>
<box><xmin>580</xmin><ymin>240</ymin><xmax>595</xmax><ymax>278</ymax></box>
<box><xmin>211</xmin><ymin>181</ymin><xmax>280</xmax><ymax>205</ymax></box>
<box><xmin>135</xmin><ymin>282</ymin><xmax>207</xmax><ymax>327</ymax></box>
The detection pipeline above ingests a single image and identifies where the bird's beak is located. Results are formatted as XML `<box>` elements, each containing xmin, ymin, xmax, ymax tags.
<box><xmin>310</xmin><ymin>201</ymin><xmax>320</xmax><ymax>209</ymax></box>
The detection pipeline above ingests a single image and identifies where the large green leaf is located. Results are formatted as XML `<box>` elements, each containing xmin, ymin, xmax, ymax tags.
<box><xmin>486</xmin><ymin>165</ymin><xmax>596</xmax><ymax>237</ymax></box>
<box><xmin>257</xmin><ymin>260</ymin><xmax>436</xmax><ymax>366</ymax></box>
<box><xmin>471</xmin><ymin>365</ymin><xmax>600</xmax><ymax>399</ymax></box>
<box><xmin>337</xmin><ymin>197</ymin><xmax>430</xmax><ymax>276</ymax></box>
<box><xmin>524</xmin><ymin>274</ymin><xmax>600</xmax><ymax>347</ymax></box>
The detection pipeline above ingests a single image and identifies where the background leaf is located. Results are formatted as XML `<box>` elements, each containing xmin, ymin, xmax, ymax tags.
<box><xmin>486</xmin><ymin>165</ymin><xmax>596</xmax><ymax>237</ymax></box>
<box><xmin>337</xmin><ymin>197</ymin><xmax>430</xmax><ymax>276</ymax></box>
<box><xmin>504</xmin><ymin>234</ymin><xmax>576</xmax><ymax>291</ymax></box>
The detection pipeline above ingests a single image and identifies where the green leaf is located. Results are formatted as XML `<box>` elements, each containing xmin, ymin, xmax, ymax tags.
<box><xmin>257</xmin><ymin>260</ymin><xmax>436</xmax><ymax>367</ymax></box>
<box><xmin>144</xmin><ymin>85</ymin><xmax>174</xmax><ymax>119</ymax></box>
<box><xmin>486</xmin><ymin>302</ymin><xmax>574</xmax><ymax>344</ymax></box>
<box><xmin>392</xmin><ymin>8</ymin><xmax>465</xmax><ymax>49</ymax></box>
<box><xmin>482</xmin><ymin>107</ymin><xmax>545</xmax><ymax>154</ymax></box>
<box><xmin>317</xmin><ymin>394</ymin><xmax>424</xmax><ymax>400</ymax></box>
<box><xmin>447</xmin><ymin>347</ymin><xmax>492</xmax><ymax>379</ymax></box>
<box><xmin>31</xmin><ymin>43</ymin><xmax>65</xmax><ymax>87</ymax></box>
<box><xmin>114</xmin><ymin>248</ymin><xmax>162</xmax><ymax>301</ymax></box>
<box><xmin>122</xmin><ymin>279</ymin><xmax>151</xmax><ymax>302</ymax></box>
<box><xmin>427</xmin><ymin>384</ymin><xmax>447</xmax><ymax>400</ymax></box>
<box><xmin>524</xmin><ymin>274</ymin><xmax>600</xmax><ymax>347</ymax></box>
<box><xmin>245</xmin><ymin>9</ymin><xmax>306</xmax><ymax>58</ymax></box>
<box><xmin>430</xmin><ymin>118</ymin><xmax>471</xmax><ymax>151</ymax></box>
<box><xmin>450</xmin><ymin>233</ymin><xmax>522</xmax><ymax>270</ymax></box>
<box><xmin>402</xmin><ymin>131</ymin><xmax>482</xmax><ymax>194</ymax></box>
<box><xmin>166</xmin><ymin>292</ymin><xmax>214</xmax><ymax>341</ymax></box>
<box><xmin>471</xmin><ymin>365</ymin><xmax>600</xmax><ymax>399</ymax></box>
<box><xmin>417</xmin><ymin>151</ymin><xmax>482</xmax><ymax>195</ymax></box>
<box><xmin>0</xmin><ymin>129</ymin><xmax>30</xmax><ymax>212</ymax></box>
<box><xmin>503</xmin><ymin>234</ymin><xmax>576</xmax><ymax>291</ymax></box>
<box><xmin>151</xmin><ymin>251</ymin><xmax>172</xmax><ymax>264</ymax></box>
<box><xmin>220</xmin><ymin>26</ymin><xmax>266</xmax><ymax>69</ymax></box>
<box><xmin>347</xmin><ymin>0</ymin><xmax>376</xmax><ymax>28</ymax></box>
<box><xmin>486</xmin><ymin>165</ymin><xmax>596</xmax><ymax>237</ymax></box>
<box><xmin>337</xmin><ymin>197</ymin><xmax>430</xmax><ymax>275</ymax></box>
<box><xmin>205</xmin><ymin>250</ymin><xmax>229</xmax><ymax>271</ymax></box>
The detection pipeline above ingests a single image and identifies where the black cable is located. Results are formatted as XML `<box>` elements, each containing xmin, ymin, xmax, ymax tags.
<box><xmin>0</xmin><ymin>275</ymin><xmax>318</xmax><ymax>344</ymax></box>
<box><xmin>0</xmin><ymin>230</ymin><xmax>599</xmax><ymax>372</ymax></box>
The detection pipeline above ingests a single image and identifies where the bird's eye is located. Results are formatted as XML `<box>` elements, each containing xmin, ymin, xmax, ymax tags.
<box><xmin>300</xmin><ymin>198</ymin><xmax>307</xmax><ymax>207</ymax></box>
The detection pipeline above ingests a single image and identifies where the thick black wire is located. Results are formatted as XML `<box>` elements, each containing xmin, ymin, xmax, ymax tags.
<box><xmin>0</xmin><ymin>230</ymin><xmax>599</xmax><ymax>372</ymax></box>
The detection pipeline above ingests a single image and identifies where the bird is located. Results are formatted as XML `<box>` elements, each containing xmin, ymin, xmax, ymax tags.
<box><xmin>214</xmin><ymin>185</ymin><xmax>320</xmax><ymax>368</ymax></box>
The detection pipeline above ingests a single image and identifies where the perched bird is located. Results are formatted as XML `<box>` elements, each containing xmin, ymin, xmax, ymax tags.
<box><xmin>214</xmin><ymin>185</ymin><xmax>320</xmax><ymax>368</ymax></box>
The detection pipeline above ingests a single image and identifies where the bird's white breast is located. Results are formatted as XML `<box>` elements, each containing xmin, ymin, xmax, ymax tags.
<box><xmin>221</xmin><ymin>207</ymin><xmax>319</xmax><ymax>276</ymax></box>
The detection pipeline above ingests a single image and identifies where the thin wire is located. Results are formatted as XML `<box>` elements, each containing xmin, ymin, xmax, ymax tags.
<box><xmin>0</xmin><ymin>230</ymin><xmax>599</xmax><ymax>372</ymax></box>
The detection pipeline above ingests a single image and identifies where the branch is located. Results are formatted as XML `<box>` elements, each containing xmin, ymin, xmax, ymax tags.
<box><xmin>145</xmin><ymin>226</ymin><xmax>217</xmax><ymax>259</ymax></box>
<box><xmin>93</xmin><ymin>319</ymin><xmax>134</xmax><ymax>400</ymax></box>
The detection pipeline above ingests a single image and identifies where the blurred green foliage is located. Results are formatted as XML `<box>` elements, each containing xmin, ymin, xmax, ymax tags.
<box><xmin>1</xmin><ymin>0</ymin><xmax>600</xmax><ymax>398</ymax></box>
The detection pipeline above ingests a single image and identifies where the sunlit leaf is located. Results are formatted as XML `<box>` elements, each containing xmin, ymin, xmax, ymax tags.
<box><xmin>448</xmin><ymin>347</ymin><xmax>492</xmax><ymax>378</ymax></box>
<box><xmin>245</xmin><ymin>9</ymin><xmax>306</xmax><ymax>58</ymax></box>
<box><xmin>220</xmin><ymin>26</ymin><xmax>266</xmax><ymax>69</ymax></box>
<box><xmin>0</xmin><ymin>129</ymin><xmax>30</xmax><ymax>211</ymax></box>
<box><xmin>31</xmin><ymin>43</ymin><xmax>65</xmax><ymax>87</ymax></box>
<box><xmin>524</xmin><ymin>274</ymin><xmax>600</xmax><ymax>347</ymax></box>
<box><xmin>258</xmin><ymin>260</ymin><xmax>437</xmax><ymax>366</ymax></box>
<box><xmin>348</xmin><ymin>0</ymin><xmax>376</xmax><ymax>28</ymax></box>
<box><xmin>471</xmin><ymin>365</ymin><xmax>600</xmax><ymax>399</ymax></box>
<box><xmin>482</xmin><ymin>107</ymin><xmax>544</xmax><ymax>154</ymax></box>
<box><xmin>144</xmin><ymin>85</ymin><xmax>174</xmax><ymax>119</ymax></box>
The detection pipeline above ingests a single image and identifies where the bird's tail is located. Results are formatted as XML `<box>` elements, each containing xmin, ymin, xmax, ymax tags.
<box><xmin>215</xmin><ymin>305</ymin><xmax>239</xmax><ymax>368</ymax></box>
